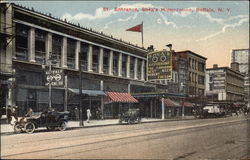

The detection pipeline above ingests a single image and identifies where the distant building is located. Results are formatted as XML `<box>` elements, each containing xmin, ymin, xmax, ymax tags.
<box><xmin>231</xmin><ymin>49</ymin><xmax>249</xmax><ymax>102</ymax></box>
<box><xmin>175</xmin><ymin>50</ymin><xmax>207</xmax><ymax>97</ymax></box>
<box><xmin>206</xmin><ymin>63</ymin><xmax>244</xmax><ymax>102</ymax></box>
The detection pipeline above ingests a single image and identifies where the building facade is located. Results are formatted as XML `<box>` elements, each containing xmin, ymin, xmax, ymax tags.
<box><xmin>0</xmin><ymin>3</ymin><xmax>151</xmax><ymax>119</ymax></box>
<box><xmin>206</xmin><ymin>64</ymin><xmax>245</xmax><ymax>102</ymax></box>
<box><xmin>175</xmin><ymin>51</ymin><xmax>207</xmax><ymax>99</ymax></box>
<box><xmin>231</xmin><ymin>49</ymin><xmax>249</xmax><ymax>102</ymax></box>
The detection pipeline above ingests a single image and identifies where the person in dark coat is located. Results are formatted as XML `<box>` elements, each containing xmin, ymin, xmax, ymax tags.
<box><xmin>7</xmin><ymin>105</ymin><xmax>12</xmax><ymax>124</ymax></box>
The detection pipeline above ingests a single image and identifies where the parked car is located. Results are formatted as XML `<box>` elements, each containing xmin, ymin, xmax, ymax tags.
<box><xmin>119</xmin><ymin>108</ymin><xmax>141</xmax><ymax>124</ymax></box>
<box><xmin>202</xmin><ymin>105</ymin><xmax>225</xmax><ymax>118</ymax></box>
<box><xmin>14</xmin><ymin>110</ymin><xmax>69</xmax><ymax>133</ymax></box>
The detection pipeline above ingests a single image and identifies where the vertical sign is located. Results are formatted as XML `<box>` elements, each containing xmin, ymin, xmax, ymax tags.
<box><xmin>45</xmin><ymin>69</ymin><xmax>64</xmax><ymax>86</ymax></box>
<box><xmin>147</xmin><ymin>50</ymin><xmax>172</xmax><ymax>81</ymax></box>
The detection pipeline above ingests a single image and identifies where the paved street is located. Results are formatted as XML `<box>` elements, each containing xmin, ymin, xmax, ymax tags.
<box><xmin>1</xmin><ymin>116</ymin><xmax>249</xmax><ymax>159</ymax></box>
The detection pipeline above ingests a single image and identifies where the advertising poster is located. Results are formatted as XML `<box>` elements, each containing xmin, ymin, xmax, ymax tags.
<box><xmin>0</xmin><ymin>1</ymin><xmax>249</xmax><ymax>159</ymax></box>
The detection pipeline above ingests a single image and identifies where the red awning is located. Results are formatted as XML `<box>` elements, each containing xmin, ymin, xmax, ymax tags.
<box><xmin>182</xmin><ymin>102</ymin><xmax>194</xmax><ymax>108</ymax></box>
<box><xmin>104</xmin><ymin>92</ymin><xmax>138</xmax><ymax>103</ymax></box>
<box><xmin>164</xmin><ymin>99</ymin><xmax>181</xmax><ymax>107</ymax></box>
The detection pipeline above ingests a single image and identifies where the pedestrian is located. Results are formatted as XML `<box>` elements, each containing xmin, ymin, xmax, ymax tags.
<box><xmin>87</xmin><ymin>108</ymin><xmax>91</xmax><ymax>123</ymax></box>
<box><xmin>12</xmin><ymin>106</ymin><xmax>18</xmax><ymax>122</ymax></box>
<box><xmin>25</xmin><ymin>108</ymin><xmax>33</xmax><ymax>117</ymax></box>
<box><xmin>74</xmin><ymin>107</ymin><xmax>79</xmax><ymax>121</ymax></box>
<box><xmin>6</xmin><ymin>105</ymin><xmax>12</xmax><ymax>124</ymax></box>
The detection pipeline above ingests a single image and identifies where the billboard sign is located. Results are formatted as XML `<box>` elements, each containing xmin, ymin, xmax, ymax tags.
<box><xmin>147</xmin><ymin>50</ymin><xmax>172</xmax><ymax>81</ymax></box>
<box><xmin>45</xmin><ymin>69</ymin><xmax>64</xmax><ymax>86</ymax></box>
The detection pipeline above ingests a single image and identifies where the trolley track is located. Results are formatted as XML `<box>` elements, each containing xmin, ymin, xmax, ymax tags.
<box><xmin>1</xmin><ymin>118</ymin><xmax>247</xmax><ymax>159</ymax></box>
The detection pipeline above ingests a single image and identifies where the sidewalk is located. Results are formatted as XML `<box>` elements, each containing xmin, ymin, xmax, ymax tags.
<box><xmin>0</xmin><ymin>116</ymin><xmax>195</xmax><ymax>134</ymax></box>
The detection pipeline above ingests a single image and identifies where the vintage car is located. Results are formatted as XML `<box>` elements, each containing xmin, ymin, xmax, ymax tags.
<box><xmin>119</xmin><ymin>108</ymin><xmax>141</xmax><ymax>124</ymax></box>
<box><xmin>14</xmin><ymin>110</ymin><xmax>69</xmax><ymax>133</ymax></box>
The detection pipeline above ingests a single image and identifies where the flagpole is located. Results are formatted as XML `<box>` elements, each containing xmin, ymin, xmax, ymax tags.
<box><xmin>141</xmin><ymin>21</ymin><xmax>144</xmax><ymax>48</ymax></box>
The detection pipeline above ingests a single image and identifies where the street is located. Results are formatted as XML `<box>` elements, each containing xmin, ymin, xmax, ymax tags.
<box><xmin>1</xmin><ymin>116</ymin><xmax>249</xmax><ymax>159</ymax></box>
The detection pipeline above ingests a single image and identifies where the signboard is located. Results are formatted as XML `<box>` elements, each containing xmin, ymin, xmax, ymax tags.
<box><xmin>45</xmin><ymin>69</ymin><xmax>64</xmax><ymax>86</ymax></box>
<box><xmin>147</xmin><ymin>50</ymin><xmax>172</xmax><ymax>81</ymax></box>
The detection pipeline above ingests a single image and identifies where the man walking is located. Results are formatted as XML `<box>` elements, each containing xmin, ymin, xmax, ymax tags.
<box><xmin>87</xmin><ymin>108</ymin><xmax>91</xmax><ymax>123</ymax></box>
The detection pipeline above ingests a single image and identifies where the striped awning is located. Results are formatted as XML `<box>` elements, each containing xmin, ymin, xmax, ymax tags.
<box><xmin>104</xmin><ymin>92</ymin><xmax>138</xmax><ymax>103</ymax></box>
<box><xmin>182</xmin><ymin>102</ymin><xmax>194</xmax><ymax>108</ymax></box>
<box><xmin>164</xmin><ymin>99</ymin><xmax>181</xmax><ymax>107</ymax></box>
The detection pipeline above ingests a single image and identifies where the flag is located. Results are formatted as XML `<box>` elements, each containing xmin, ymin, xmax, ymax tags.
<box><xmin>126</xmin><ymin>23</ymin><xmax>142</xmax><ymax>32</ymax></box>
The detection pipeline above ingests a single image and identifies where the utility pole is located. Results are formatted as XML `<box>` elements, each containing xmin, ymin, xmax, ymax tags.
<box><xmin>79</xmin><ymin>52</ymin><xmax>84</xmax><ymax>126</ymax></box>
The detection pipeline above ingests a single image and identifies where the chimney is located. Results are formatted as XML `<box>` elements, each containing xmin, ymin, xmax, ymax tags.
<box><xmin>213</xmin><ymin>64</ymin><xmax>218</xmax><ymax>68</ymax></box>
<box><xmin>231</xmin><ymin>62</ymin><xmax>239</xmax><ymax>72</ymax></box>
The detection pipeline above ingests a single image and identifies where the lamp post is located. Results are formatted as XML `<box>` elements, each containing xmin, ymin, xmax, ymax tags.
<box><xmin>79</xmin><ymin>52</ymin><xmax>84</xmax><ymax>126</ymax></box>
<box><xmin>43</xmin><ymin>52</ymin><xmax>52</xmax><ymax>109</ymax></box>
<box><xmin>48</xmin><ymin>56</ymin><xmax>52</xmax><ymax>109</ymax></box>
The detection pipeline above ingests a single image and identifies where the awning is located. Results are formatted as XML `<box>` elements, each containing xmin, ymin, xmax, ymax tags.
<box><xmin>68</xmin><ymin>88</ymin><xmax>105</xmax><ymax>96</ymax></box>
<box><xmin>164</xmin><ymin>99</ymin><xmax>181</xmax><ymax>107</ymax></box>
<box><xmin>182</xmin><ymin>102</ymin><xmax>194</xmax><ymax>108</ymax></box>
<box><xmin>104</xmin><ymin>92</ymin><xmax>138</xmax><ymax>103</ymax></box>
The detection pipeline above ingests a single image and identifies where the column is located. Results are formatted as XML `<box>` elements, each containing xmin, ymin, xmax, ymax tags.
<box><xmin>45</xmin><ymin>33</ymin><xmax>52</xmax><ymax>63</ymax></box>
<box><xmin>87</xmin><ymin>44</ymin><xmax>93</xmax><ymax>72</ymax></box>
<box><xmin>75</xmin><ymin>41</ymin><xmax>80</xmax><ymax>70</ymax></box>
<box><xmin>126</xmin><ymin>56</ymin><xmax>130</xmax><ymax>78</ymax></box>
<box><xmin>118</xmin><ymin>52</ymin><xmax>122</xmax><ymax>77</ymax></box>
<box><xmin>134</xmin><ymin>57</ymin><xmax>138</xmax><ymax>79</ymax></box>
<box><xmin>28</xmin><ymin>27</ymin><xmax>35</xmax><ymax>62</ymax></box>
<box><xmin>98</xmin><ymin>48</ymin><xmax>104</xmax><ymax>73</ymax></box>
<box><xmin>141</xmin><ymin>60</ymin><xmax>145</xmax><ymax>80</ymax></box>
<box><xmin>161</xmin><ymin>98</ymin><xmax>165</xmax><ymax>120</ymax></box>
<box><xmin>61</xmin><ymin>37</ymin><xmax>67</xmax><ymax>68</ymax></box>
<box><xmin>108</xmin><ymin>50</ymin><xmax>113</xmax><ymax>75</ymax></box>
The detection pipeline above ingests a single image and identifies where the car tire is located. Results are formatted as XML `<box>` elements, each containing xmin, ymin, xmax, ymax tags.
<box><xmin>24</xmin><ymin>122</ymin><xmax>35</xmax><ymax>134</ymax></box>
<box><xmin>46</xmin><ymin>126</ymin><xmax>55</xmax><ymax>131</ymax></box>
<box><xmin>128</xmin><ymin>118</ymin><xmax>131</xmax><ymax>124</ymax></box>
<box><xmin>14</xmin><ymin>123</ymin><xmax>22</xmax><ymax>133</ymax></box>
<box><xmin>58</xmin><ymin>121</ymin><xmax>67</xmax><ymax>131</ymax></box>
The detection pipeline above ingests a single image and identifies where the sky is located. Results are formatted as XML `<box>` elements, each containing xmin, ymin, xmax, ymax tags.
<box><xmin>8</xmin><ymin>1</ymin><xmax>249</xmax><ymax>68</ymax></box>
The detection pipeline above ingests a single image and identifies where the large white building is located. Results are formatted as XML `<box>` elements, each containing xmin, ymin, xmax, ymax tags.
<box><xmin>231</xmin><ymin>49</ymin><xmax>249</xmax><ymax>102</ymax></box>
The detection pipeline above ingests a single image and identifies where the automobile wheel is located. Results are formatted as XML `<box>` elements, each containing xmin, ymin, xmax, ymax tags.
<box><xmin>137</xmin><ymin>118</ymin><xmax>141</xmax><ymax>124</ymax></box>
<box><xmin>46</xmin><ymin>126</ymin><xmax>55</xmax><ymax>131</ymax></box>
<box><xmin>127</xmin><ymin>118</ymin><xmax>131</xmax><ymax>124</ymax></box>
<box><xmin>24</xmin><ymin>122</ymin><xmax>35</xmax><ymax>134</ymax></box>
<box><xmin>57</xmin><ymin>121</ymin><xmax>67</xmax><ymax>131</ymax></box>
<box><xmin>14</xmin><ymin>123</ymin><xmax>23</xmax><ymax>133</ymax></box>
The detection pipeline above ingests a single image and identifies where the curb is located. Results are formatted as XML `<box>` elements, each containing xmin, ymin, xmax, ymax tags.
<box><xmin>0</xmin><ymin>118</ymin><xmax>196</xmax><ymax>135</ymax></box>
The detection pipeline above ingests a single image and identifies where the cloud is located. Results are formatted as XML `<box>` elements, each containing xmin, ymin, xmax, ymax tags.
<box><xmin>157</xmin><ymin>18</ymin><xmax>162</xmax><ymax>24</ymax></box>
<box><xmin>159</xmin><ymin>12</ymin><xmax>177</xmax><ymax>28</ymax></box>
<box><xmin>62</xmin><ymin>8</ymin><xmax>115</xmax><ymax>21</ymax></box>
<box><xmin>197</xmin><ymin>17</ymin><xmax>249</xmax><ymax>41</ymax></box>
<box><xmin>117</xmin><ymin>13</ymin><xmax>138</xmax><ymax>22</ymax></box>
<box><xmin>159</xmin><ymin>12</ymin><xmax>191</xmax><ymax>29</ymax></box>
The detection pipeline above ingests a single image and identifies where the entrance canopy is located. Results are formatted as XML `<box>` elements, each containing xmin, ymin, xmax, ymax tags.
<box><xmin>104</xmin><ymin>92</ymin><xmax>138</xmax><ymax>103</ymax></box>
<box><xmin>68</xmin><ymin>88</ymin><xmax>105</xmax><ymax>96</ymax></box>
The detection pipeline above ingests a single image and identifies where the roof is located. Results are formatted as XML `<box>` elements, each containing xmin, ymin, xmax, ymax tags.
<box><xmin>11</xmin><ymin>3</ymin><xmax>147</xmax><ymax>54</ymax></box>
<box><xmin>206</xmin><ymin>67</ymin><xmax>245</xmax><ymax>77</ymax></box>
<box><xmin>175</xmin><ymin>50</ymin><xmax>207</xmax><ymax>60</ymax></box>
<box><xmin>104</xmin><ymin>92</ymin><xmax>138</xmax><ymax>103</ymax></box>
